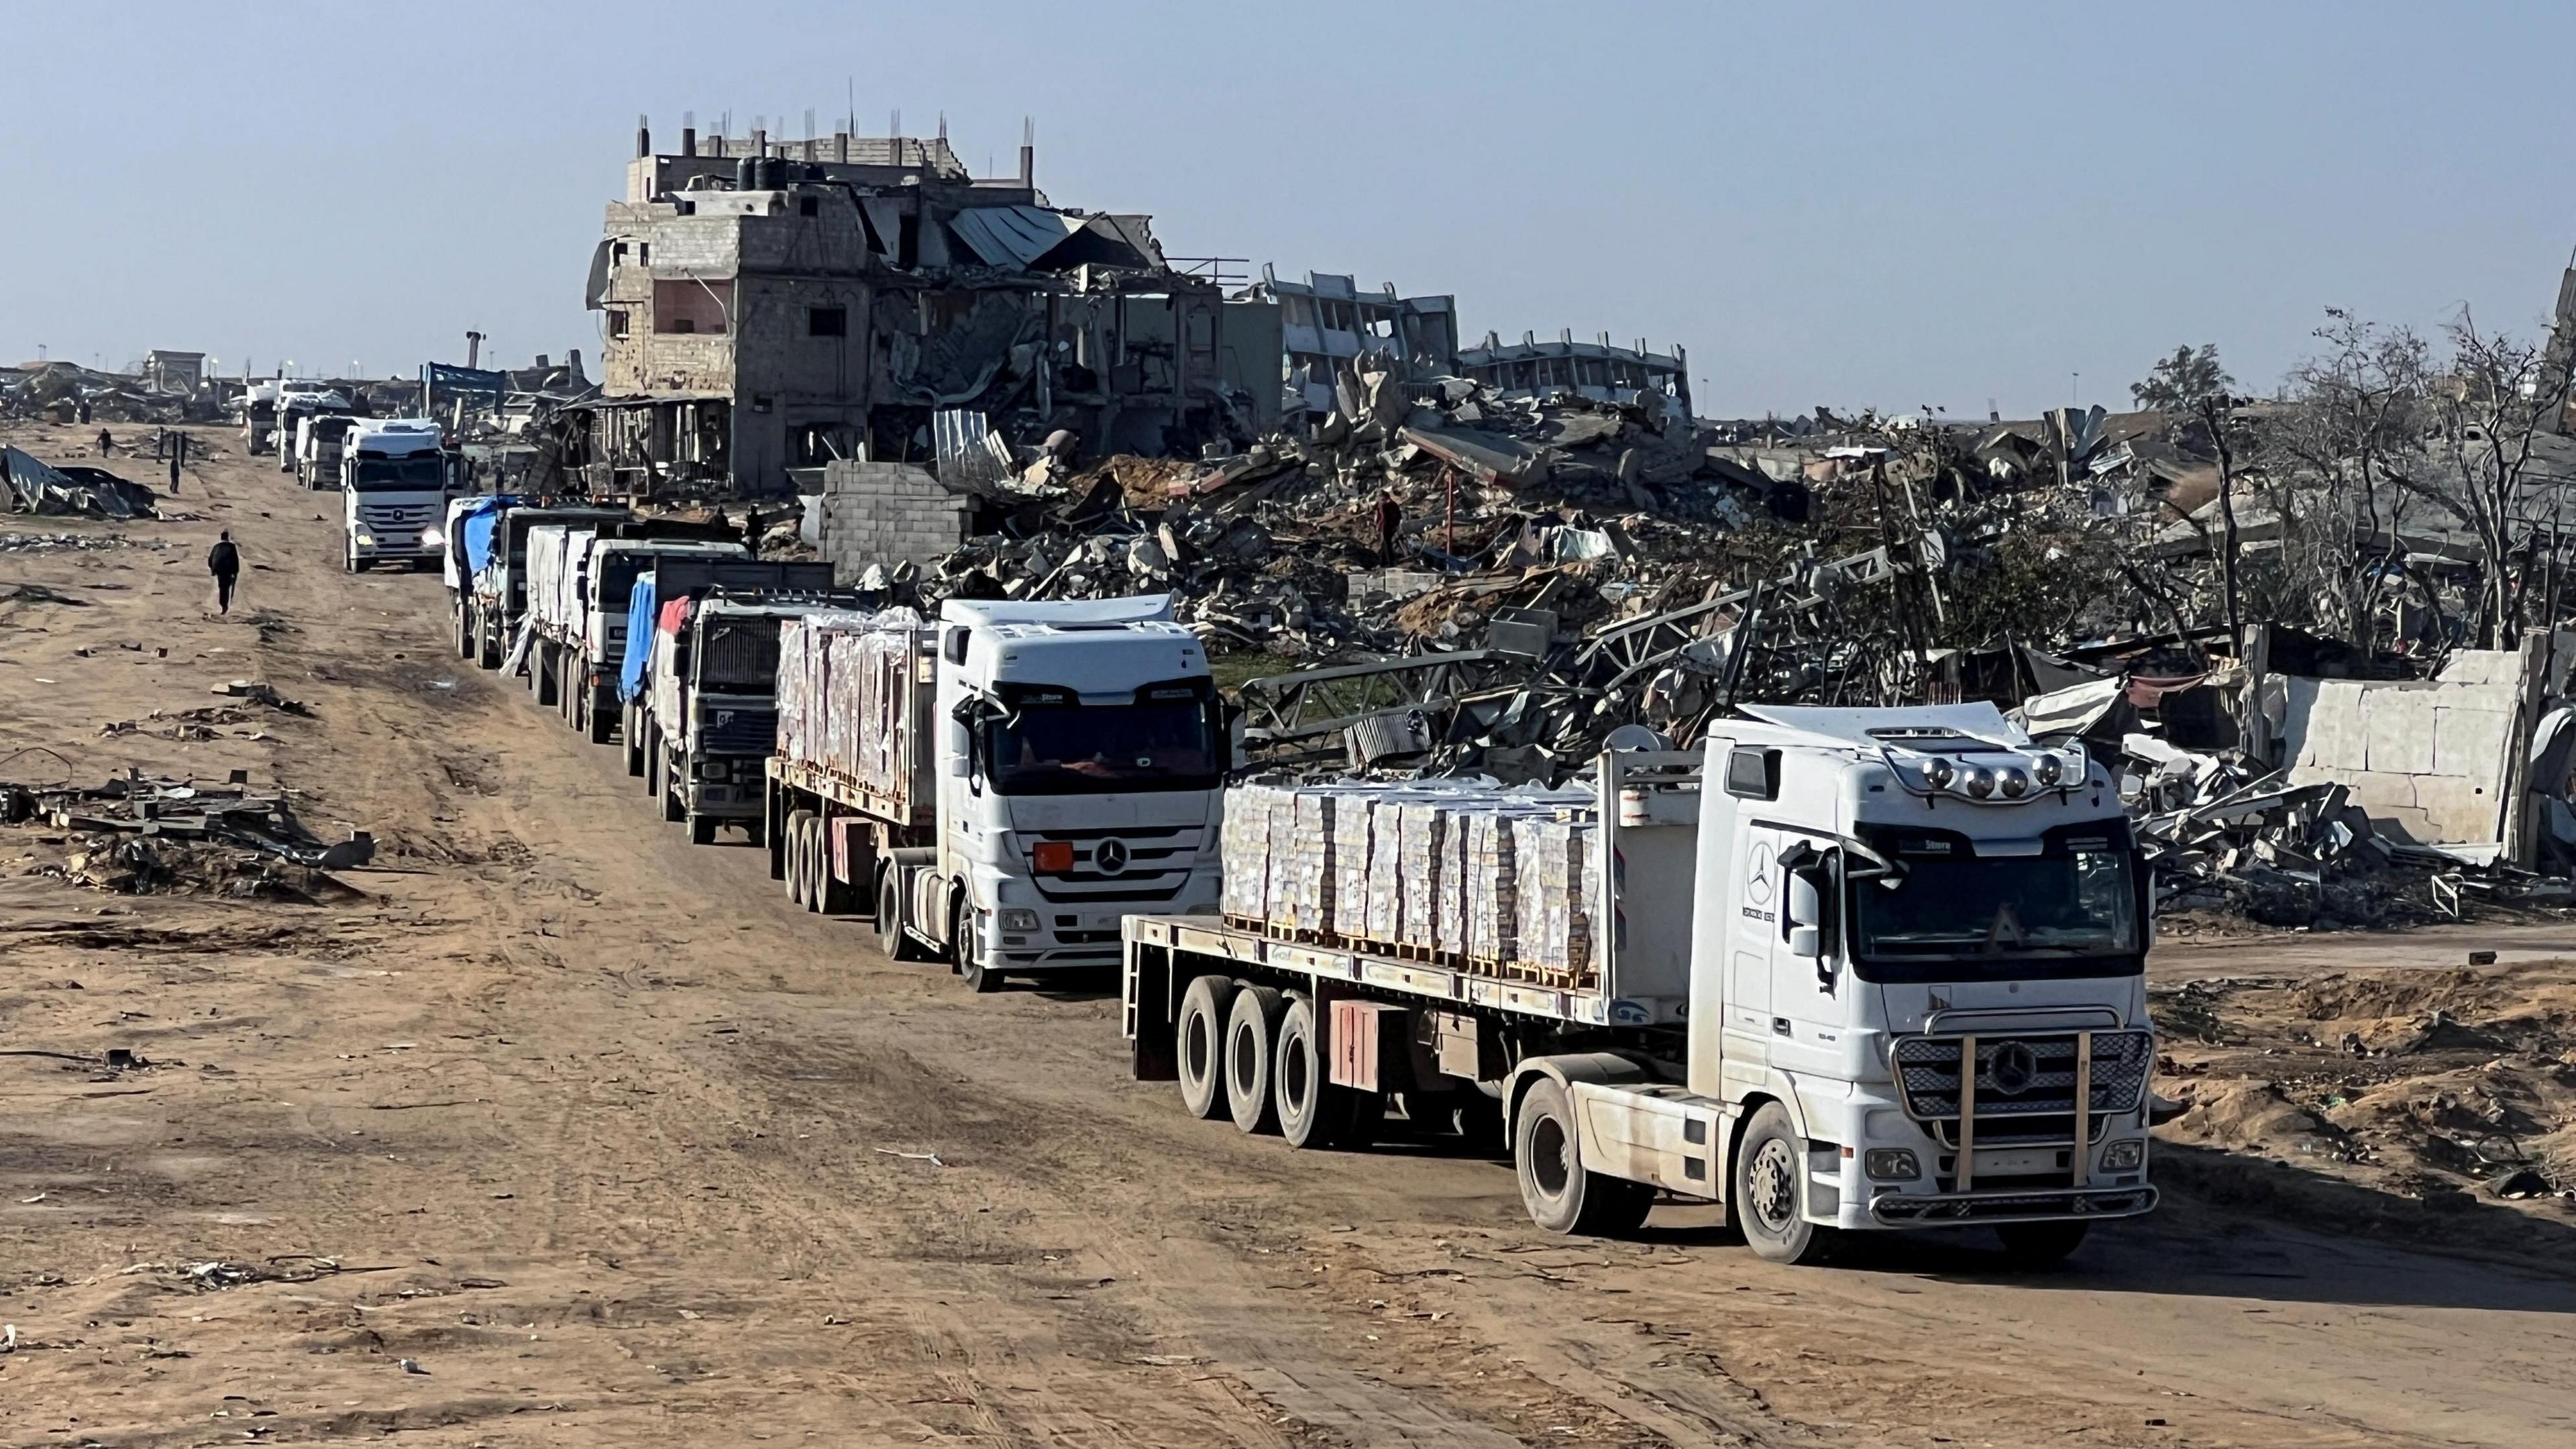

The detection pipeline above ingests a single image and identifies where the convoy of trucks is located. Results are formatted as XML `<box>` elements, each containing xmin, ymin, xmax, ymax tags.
<box><xmin>294</xmin><ymin>413</ymin><xmax>360</xmax><ymax>492</ymax></box>
<box><xmin>412</xmin><ymin>486</ymin><xmax>2166</xmax><ymax>1264</ymax></box>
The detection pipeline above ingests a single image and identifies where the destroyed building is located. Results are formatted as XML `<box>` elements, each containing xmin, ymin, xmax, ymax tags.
<box><xmin>1456</xmin><ymin>329</ymin><xmax>1690</xmax><ymax>416</ymax></box>
<box><xmin>569</xmin><ymin>121</ymin><xmax>1281</xmax><ymax>500</ymax></box>
<box><xmin>1236</xmin><ymin>268</ymin><xmax>1458</xmax><ymax>421</ymax></box>
<box><xmin>143</xmin><ymin>350</ymin><xmax>205</xmax><ymax>394</ymax></box>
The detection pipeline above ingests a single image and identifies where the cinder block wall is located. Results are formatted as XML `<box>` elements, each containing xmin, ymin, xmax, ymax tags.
<box><xmin>818</xmin><ymin>462</ymin><xmax>969</xmax><ymax>578</ymax></box>
<box><xmin>2279</xmin><ymin>650</ymin><xmax>2527</xmax><ymax>847</ymax></box>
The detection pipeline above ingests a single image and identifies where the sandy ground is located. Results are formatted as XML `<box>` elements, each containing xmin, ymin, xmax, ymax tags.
<box><xmin>3</xmin><ymin>423</ymin><xmax>2573</xmax><ymax>1448</ymax></box>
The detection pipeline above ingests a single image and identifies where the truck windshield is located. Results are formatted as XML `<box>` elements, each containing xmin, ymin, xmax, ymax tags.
<box><xmin>987</xmin><ymin>703</ymin><xmax>1218</xmax><ymax>795</ymax></box>
<box><xmin>1849</xmin><ymin>845</ymin><xmax>2139</xmax><ymax>971</ymax></box>
<box><xmin>352</xmin><ymin>456</ymin><xmax>443</xmax><ymax>491</ymax></box>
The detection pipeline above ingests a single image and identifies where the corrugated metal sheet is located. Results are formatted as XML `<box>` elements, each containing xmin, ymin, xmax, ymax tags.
<box><xmin>946</xmin><ymin>205</ymin><xmax>1079</xmax><ymax>270</ymax></box>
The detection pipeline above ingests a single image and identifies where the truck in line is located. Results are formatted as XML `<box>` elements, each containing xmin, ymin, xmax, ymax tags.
<box><xmin>1122</xmin><ymin>704</ymin><xmax>2161</xmax><ymax>1266</ymax></box>
<box><xmin>522</xmin><ymin>523</ymin><xmax>743</xmax><ymax>741</ymax></box>
<box><xmin>295</xmin><ymin>413</ymin><xmax>360</xmax><ymax>492</ymax></box>
<box><xmin>340</xmin><ymin>419</ymin><xmax>456</xmax><ymax>573</ymax></box>
<box><xmin>765</xmin><ymin>594</ymin><xmax>1226</xmax><ymax>994</ymax></box>
<box><xmin>460</xmin><ymin>502</ymin><xmax>634</xmax><ymax>670</ymax></box>
<box><xmin>276</xmin><ymin>385</ymin><xmax>354</xmax><ymax>473</ymax></box>
<box><xmin>629</xmin><ymin>573</ymin><xmax>849</xmax><ymax>843</ymax></box>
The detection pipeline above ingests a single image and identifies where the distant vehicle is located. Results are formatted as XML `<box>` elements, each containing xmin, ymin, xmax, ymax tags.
<box><xmin>276</xmin><ymin>385</ymin><xmax>354</xmax><ymax>473</ymax></box>
<box><xmin>462</xmin><ymin>503</ymin><xmax>633</xmax><ymax>669</ymax></box>
<box><xmin>765</xmin><ymin>594</ymin><xmax>1225</xmax><ymax>994</ymax></box>
<box><xmin>339</xmin><ymin>419</ymin><xmax>455</xmax><ymax>572</ymax></box>
<box><xmin>1123</xmin><ymin>706</ymin><xmax>2162</xmax><ymax>1267</ymax></box>
<box><xmin>294</xmin><ymin>414</ymin><xmax>360</xmax><ymax>492</ymax></box>
<box><xmin>523</xmin><ymin>525</ymin><xmax>744</xmax><ymax>741</ymax></box>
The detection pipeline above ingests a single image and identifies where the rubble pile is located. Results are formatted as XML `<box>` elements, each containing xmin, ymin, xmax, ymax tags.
<box><xmin>3</xmin><ymin>360</ymin><xmax>206</xmax><ymax>424</ymax></box>
<box><xmin>3</xmin><ymin>445</ymin><xmax>159</xmax><ymax>519</ymax></box>
<box><xmin>1</xmin><ymin>769</ymin><xmax>373</xmax><ymax>902</ymax></box>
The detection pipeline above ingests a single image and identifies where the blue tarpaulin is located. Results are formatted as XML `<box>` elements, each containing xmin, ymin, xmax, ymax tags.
<box><xmin>619</xmin><ymin>576</ymin><xmax>659</xmax><ymax>702</ymax></box>
<box><xmin>423</xmin><ymin>362</ymin><xmax>509</xmax><ymax>402</ymax></box>
<box><xmin>458</xmin><ymin>496</ymin><xmax>515</xmax><ymax>577</ymax></box>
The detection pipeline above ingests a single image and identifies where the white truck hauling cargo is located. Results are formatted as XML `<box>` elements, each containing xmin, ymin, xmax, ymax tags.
<box><xmin>277</xmin><ymin>385</ymin><xmax>354</xmax><ymax>472</ymax></box>
<box><xmin>1123</xmin><ymin>704</ymin><xmax>2160</xmax><ymax>1267</ymax></box>
<box><xmin>766</xmin><ymin>594</ymin><xmax>1226</xmax><ymax>993</ymax></box>
<box><xmin>525</xmin><ymin>528</ymin><xmax>746</xmax><ymax>741</ymax></box>
<box><xmin>339</xmin><ymin>419</ymin><xmax>453</xmax><ymax>572</ymax></box>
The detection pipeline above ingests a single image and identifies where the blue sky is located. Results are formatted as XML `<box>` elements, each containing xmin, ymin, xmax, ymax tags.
<box><xmin>3</xmin><ymin>1</ymin><xmax>2567</xmax><ymax>418</ymax></box>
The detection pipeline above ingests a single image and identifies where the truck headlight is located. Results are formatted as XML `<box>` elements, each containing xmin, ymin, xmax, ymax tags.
<box><xmin>421</xmin><ymin>527</ymin><xmax>443</xmax><ymax>547</ymax></box>
<box><xmin>2100</xmin><ymin>1138</ymin><xmax>2145</xmax><ymax>1171</ymax></box>
<box><xmin>357</xmin><ymin>533</ymin><xmax>376</xmax><ymax>547</ymax></box>
<box><xmin>998</xmin><ymin>908</ymin><xmax>1040</xmax><ymax>932</ymax></box>
<box><xmin>1864</xmin><ymin>1148</ymin><xmax>1921</xmax><ymax>1181</ymax></box>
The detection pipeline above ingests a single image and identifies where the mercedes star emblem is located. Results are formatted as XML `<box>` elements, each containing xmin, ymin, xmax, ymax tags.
<box><xmin>1988</xmin><ymin>1041</ymin><xmax>2040</xmax><ymax>1096</ymax></box>
<box><xmin>1093</xmin><ymin>838</ymin><xmax>1129</xmax><ymax>875</ymax></box>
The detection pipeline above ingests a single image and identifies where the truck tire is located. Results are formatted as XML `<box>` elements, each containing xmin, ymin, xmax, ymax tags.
<box><xmin>688</xmin><ymin>812</ymin><xmax>718</xmax><ymax>846</ymax></box>
<box><xmin>454</xmin><ymin>605</ymin><xmax>474</xmax><ymax>659</ymax></box>
<box><xmin>1275</xmin><ymin>995</ymin><xmax>1372</xmax><ymax>1150</ymax></box>
<box><xmin>533</xmin><ymin>645</ymin><xmax>556</xmax><ymax>706</ymax></box>
<box><xmin>1513</xmin><ymin>1078</ymin><xmax>1654</xmax><ymax>1236</ymax></box>
<box><xmin>1224</xmin><ymin>985</ymin><xmax>1289</xmax><ymax>1135</ymax></box>
<box><xmin>660</xmin><ymin>758</ymin><xmax>686</xmax><ymax>823</ymax></box>
<box><xmin>877</xmin><ymin>868</ymin><xmax>934</xmax><ymax>961</ymax></box>
<box><xmin>642</xmin><ymin>724</ymin><xmax>663</xmax><ymax>794</ymax></box>
<box><xmin>1175</xmin><ymin>975</ymin><xmax>1238</xmax><ymax>1120</ymax></box>
<box><xmin>1733</xmin><ymin>1101</ymin><xmax>1831</xmax><ymax>1265</ymax></box>
<box><xmin>1994</xmin><ymin>1221</ymin><xmax>2089</xmax><ymax>1269</ymax></box>
<box><xmin>623</xmin><ymin>714</ymin><xmax>645</xmax><ymax>777</ymax></box>
<box><xmin>477</xmin><ymin>623</ymin><xmax>500</xmax><ymax>671</ymax></box>
<box><xmin>953</xmin><ymin>896</ymin><xmax>1004</xmax><ymax>993</ymax></box>
<box><xmin>783</xmin><ymin>810</ymin><xmax>815</xmax><ymax>906</ymax></box>
<box><xmin>587</xmin><ymin>692</ymin><xmax>614</xmax><ymax>745</ymax></box>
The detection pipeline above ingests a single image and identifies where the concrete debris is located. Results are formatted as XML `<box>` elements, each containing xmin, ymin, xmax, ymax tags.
<box><xmin>2</xmin><ymin>770</ymin><xmax>372</xmax><ymax>899</ymax></box>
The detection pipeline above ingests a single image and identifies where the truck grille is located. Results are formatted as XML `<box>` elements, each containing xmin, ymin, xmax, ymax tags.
<box><xmin>700</xmin><ymin>708</ymin><xmax>777</xmax><ymax>755</ymax></box>
<box><xmin>1891</xmin><ymin>1031</ymin><xmax>2152</xmax><ymax>1148</ymax></box>
<box><xmin>359</xmin><ymin>502</ymin><xmax>437</xmax><ymax>528</ymax></box>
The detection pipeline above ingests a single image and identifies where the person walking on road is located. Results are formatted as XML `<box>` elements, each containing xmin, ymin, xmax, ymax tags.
<box><xmin>207</xmin><ymin>531</ymin><xmax>241</xmax><ymax>615</ymax></box>
<box><xmin>97</xmin><ymin>427</ymin><xmax>113</xmax><ymax>457</ymax></box>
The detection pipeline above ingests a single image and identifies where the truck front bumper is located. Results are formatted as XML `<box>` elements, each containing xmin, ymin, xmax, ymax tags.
<box><xmin>1868</xmin><ymin>1183</ymin><xmax>2157</xmax><ymax>1226</ymax></box>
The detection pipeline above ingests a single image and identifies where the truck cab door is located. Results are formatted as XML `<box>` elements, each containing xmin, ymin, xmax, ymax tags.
<box><xmin>1727</xmin><ymin>825</ymin><xmax>1780</xmax><ymax>1049</ymax></box>
<box><xmin>1766</xmin><ymin>842</ymin><xmax>1845</xmax><ymax>1073</ymax></box>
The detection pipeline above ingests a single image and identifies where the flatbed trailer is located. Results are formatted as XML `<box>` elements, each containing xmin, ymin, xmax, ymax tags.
<box><xmin>1122</xmin><ymin>724</ymin><xmax>2163</xmax><ymax>1265</ymax></box>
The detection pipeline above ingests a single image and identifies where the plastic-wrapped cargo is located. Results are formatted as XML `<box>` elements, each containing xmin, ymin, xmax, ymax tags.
<box><xmin>773</xmin><ymin>608</ymin><xmax>928</xmax><ymax>809</ymax></box>
<box><xmin>1381</xmin><ymin>798</ymin><xmax>1450</xmax><ymax>950</ymax></box>
<box><xmin>1222</xmin><ymin>782</ymin><xmax>1290</xmax><ymax>922</ymax></box>
<box><xmin>1331</xmin><ymin>796</ymin><xmax>1379</xmax><ymax>941</ymax></box>
<box><xmin>1513</xmin><ymin>816</ymin><xmax>1596</xmax><ymax>982</ymax></box>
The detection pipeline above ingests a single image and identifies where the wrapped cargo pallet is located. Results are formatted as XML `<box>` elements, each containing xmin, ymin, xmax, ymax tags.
<box><xmin>1331</xmin><ymin>795</ymin><xmax>1379</xmax><ymax>941</ymax></box>
<box><xmin>774</xmin><ymin>616</ymin><xmax>823</xmax><ymax>765</ymax></box>
<box><xmin>1275</xmin><ymin>788</ymin><xmax>1341</xmax><ymax>936</ymax></box>
<box><xmin>1513</xmin><ymin>815</ymin><xmax>1597</xmax><ymax>983</ymax></box>
<box><xmin>1222</xmin><ymin>782</ymin><xmax>1291</xmax><ymax>922</ymax></box>
<box><xmin>853</xmin><ymin>621</ymin><xmax>915</xmax><ymax>796</ymax></box>
<box><xmin>1383</xmin><ymin>798</ymin><xmax>1450</xmax><ymax>951</ymax></box>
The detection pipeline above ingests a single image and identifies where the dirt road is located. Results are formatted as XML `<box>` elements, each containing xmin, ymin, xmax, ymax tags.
<box><xmin>3</xmin><ymin>426</ymin><xmax>2571</xmax><ymax>1447</ymax></box>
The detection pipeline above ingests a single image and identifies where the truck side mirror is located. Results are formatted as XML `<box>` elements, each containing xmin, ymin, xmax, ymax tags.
<box><xmin>1785</xmin><ymin>871</ymin><xmax>1823</xmax><ymax>959</ymax></box>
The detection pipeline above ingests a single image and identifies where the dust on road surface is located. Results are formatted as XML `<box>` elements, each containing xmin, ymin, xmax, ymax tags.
<box><xmin>3</xmin><ymin>425</ymin><xmax>2572</xmax><ymax>1447</ymax></box>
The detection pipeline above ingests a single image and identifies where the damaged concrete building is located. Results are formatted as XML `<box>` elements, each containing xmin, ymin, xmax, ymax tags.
<box><xmin>1456</xmin><ymin>329</ymin><xmax>1690</xmax><ymax>417</ymax></box>
<box><xmin>572</xmin><ymin>121</ymin><xmax>1281</xmax><ymax>499</ymax></box>
<box><xmin>1236</xmin><ymin>268</ymin><xmax>1458</xmax><ymax>421</ymax></box>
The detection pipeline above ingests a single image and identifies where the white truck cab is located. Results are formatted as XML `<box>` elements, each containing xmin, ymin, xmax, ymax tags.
<box><xmin>339</xmin><ymin>419</ymin><xmax>453</xmax><ymax>572</ymax></box>
<box><xmin>930</xmin><ymin>596</ymin><xmax>1226</xmax><ymax>987</ymax></box>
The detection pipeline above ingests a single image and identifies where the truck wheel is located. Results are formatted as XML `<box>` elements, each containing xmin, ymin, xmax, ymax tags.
<box><xmin>1514</xmin><ymin>1078</ymin><xmax>1654</xmax><ymax>1236</ymax></box>
<box><xmin>623</xmin><ymin>716</ymin><xmax>645</xmax><ymax>777</ymax></box>
<box><xmin>660</xmin><ymin>765</ymin><xmax>686</xmax><ymax>823</ymax></box>
<box><xmin>641</xmin><ymin>724</ymin><xmax>662</xmax><ymax>794</ymax></box>
<box><xmin>1733</xmin><ymin>1102</ymin><xmax>1830</xmax><ymax>1265</ymax></box>
<box><xmin>1274</xmin><ymin>995</ymin><xmax>1369</xmax><ymax>1150</ymax></box>
<box><xmin>587</xmin><ymin>694</ymin><xmax>614</xmax><ymax>745</ymax></box>
<box><xmin>1175</xmin><ymin>975</ymin><xmax>1238</xmax><ymax>1120</ymax></box>
<box><xmin>1224</xmin><ymin>986</ymin><xmax>1288</xmax><ymax>1135</ymax></box>
<box><xmin>783</xmin><ymin>811</ymin><xmax>815</xmax><ymax>906</ymax></box>
<box><xmin>688</xmin><ymin>812</ymin><xmax>717</xmax><ymax>846</ymax></box>
<box><xmin>876</xmin><ymin>869</ymin><xmax>932</xmax><ymax>962</ymax></box>
<box><xmin>954</xmin><ymin>897</ymin><xmax>1003</xmax><ymax>993</ymax></box>
<box><xmin>454</xmin><ymin>606</ymin><xmax>474</xmax><ymax>659</ymax></box>
<box><xmin>1994</xmin><ymin>1221</ymin><xmax>2089</xmax><ymax>1269</ymax></box>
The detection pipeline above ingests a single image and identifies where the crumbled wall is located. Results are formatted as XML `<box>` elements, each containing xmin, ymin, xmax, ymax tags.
<box><xmin>817</xmin><ymin>461</ymin><xmax>971</xmax><ymax>576</ymax></box>
<box><xmin>2277</xmin><ymin>650</ymin><xmax>2527</xmax><ymax>847</ymax></box>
